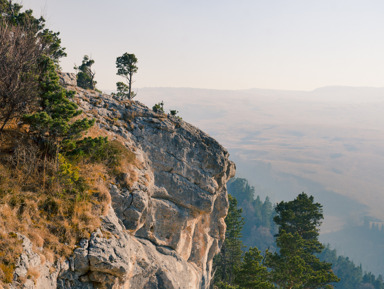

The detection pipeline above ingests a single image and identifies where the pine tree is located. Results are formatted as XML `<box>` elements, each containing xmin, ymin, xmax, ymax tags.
<box><xmin>227</xmin><ymin>178</ymin><xmax>277</xmax><ymax>251</ymax></box>
<box><xmin>74</xmin><ymin>55</ymin><xmax>97</xmax><ymax>89</ymax></box>
<box><xmin>115</xmin><ymin>81</ymin><xmax>130</xmax><ymax>99</ymax></box>
<box><xmin>213</xmin><ymin>194</ymin><xmax>245</xmax><ymax>287</ymax></box>
<box><xmin>116</xmin><ymin>52</ymin><xmax>138</xmax><ymax>99</ymax></box>
<box><xmin>234</xmin><ymin>247</ymin><xmax>275</xmax><ymax>289</ymax></box>
<box><xmin>267</xmin><ymin>193</ymin><xmax>339</xmax><ymax>289</ymax></box>
<box><xmin>261</xmin><ymin>196</ymin><xmax>273</xmax><ymax>228</ymax></box>
<box><xmin>23</xmin><ymin>56</ymin><xmax>94</xmax><ymax>161</ymax></box>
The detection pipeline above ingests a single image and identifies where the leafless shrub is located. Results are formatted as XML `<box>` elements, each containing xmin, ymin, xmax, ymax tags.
<box><xmin>0</xmin><ymin>21</ymin><xmax>42</xmax><ymax>132</ymax></box>
<box><xmin>5</xmin><ymin>137</ymin><xmax>44</xmax><ymax>188</ymax></box>
<box><xmin>9</xmin><ymin>139</ymin><xmax>41</xmax><ymax>175</ymax></box>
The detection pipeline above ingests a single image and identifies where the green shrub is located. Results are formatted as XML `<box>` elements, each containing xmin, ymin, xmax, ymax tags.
<box><xmin>169</xmin><ymin>109</ymin><xmax>178</xmax><ymax>116</ymax></box>
<box><xmin>152</xmin><ymin>101</ymin><xmax>164</xmax><ymax>113</ymax></box>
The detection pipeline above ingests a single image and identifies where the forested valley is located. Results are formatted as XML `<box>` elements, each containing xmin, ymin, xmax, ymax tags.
<box><xmin>212</xmin><ymin>178</ymin><xmax>384</xmax><ymax>289</ymax></box>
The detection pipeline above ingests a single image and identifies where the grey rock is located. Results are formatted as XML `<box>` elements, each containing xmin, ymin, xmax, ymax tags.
<box><xmin>72</xmin><ymin>245</ymin><xmax>89</xmax><ymax>275</ymax></box>
<box><xmin>59</xmin><ymin>72</ymin><xmax>77</xmax><ymax>87</ymax></box>
<box><xmin>10</xmin><ymin>78</ymin><xmax>235</xmax><ymax>289</ymax></box>
<box><xmin>10</xmin><ymin>234</ymin><xmax>60</xmax><ymax>289</ymax></box>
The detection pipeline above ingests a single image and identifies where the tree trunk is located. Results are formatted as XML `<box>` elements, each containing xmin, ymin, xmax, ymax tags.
<box><xmin>128</xmin><ymin>71</ymin><xmax>132</xmax><ymax>100</ymax></box>
<box><xmin>43</xmin><ymin>152</ymin><xmax>47</xmax><ymax>189</ymax></box>
<box><xmin>0</xmin><ymin>107</ymin><xmax>15</xmax><ymax>133</ymax></box>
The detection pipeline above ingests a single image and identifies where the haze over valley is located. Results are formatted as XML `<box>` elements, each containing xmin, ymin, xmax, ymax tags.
<box><xmin>138</xmin><ymin>86</ymin><xmax>384</xmax><ymax>275</ymax></box>
<box><xmin>138</xmin><ymin>86</ymin><xmax>384</xmax><ymax>231</ymax></box>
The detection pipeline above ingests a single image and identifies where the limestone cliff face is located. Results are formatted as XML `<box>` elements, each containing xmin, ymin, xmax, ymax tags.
<box><xmin>11</xmin><ymin>73</ymin><xmax>235</xmax><ymax>289</ymax></box>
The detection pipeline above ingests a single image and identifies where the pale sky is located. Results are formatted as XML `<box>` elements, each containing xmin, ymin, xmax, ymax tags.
<box><xmin>21</xmin><ymin>0</ymin><xmax>384</xmax><ymax>91</ymax></box>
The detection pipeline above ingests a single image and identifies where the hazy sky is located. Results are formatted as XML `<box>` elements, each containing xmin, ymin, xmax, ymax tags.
<box><xmin>21</xmin><ymin>0</ymin><xmax>384</xmax><ymax>91</ymax></box>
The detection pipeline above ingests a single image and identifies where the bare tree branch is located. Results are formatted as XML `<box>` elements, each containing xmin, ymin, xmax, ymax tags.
<box><xmin>0</xmin><ymin>20</ymin><xmax>42</xmax><ymax>132</ymax></box>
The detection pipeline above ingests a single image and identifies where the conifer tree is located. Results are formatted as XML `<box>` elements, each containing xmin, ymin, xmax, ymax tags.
<box><xmin>23</xmin><ymin>56</ymin><xmax>94</xmax><ymax>160</ymax></box>
<box><xmin>227</xmin><ymin>178</ymin><xmax>277</xmax><ymax>251</ymax></box>
<box><xmin>267</xmin><ymin>193</ymin><xmax>339</xmax><ymax>289</ymax></box>
<box><xmin>74</xmin><ymin>55</ymin><xmax>97</xmax><ymax>89</ymax></box>
<box><xmin>261</xmin><ymin>196</ymin><xmax>273</xmax><ymax>228</ymax></box>
<box><xmin>116</xmin><ymin>52</ymin><xmax>138</xmax><ymax>99</ymax></box>
<box><xmin>234</xmin><ymin>247</ymin><xmax>275</xmax><ymax>289</ymax></box>
<box><xmin>213</xmin><ymin>194</ymin><xmax>245</xmax><ymax>287</ymax></box>
<box><xmin>115</xmin><ymin>82</ymin><xmax>130</xmax><ymax>99</ymax></box>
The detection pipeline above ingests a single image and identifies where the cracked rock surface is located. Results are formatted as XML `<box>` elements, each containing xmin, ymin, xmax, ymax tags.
<box><xmin>10</xmin><ymin>74</ymin><xmax>235</xmax><ymax>289</ymax></box>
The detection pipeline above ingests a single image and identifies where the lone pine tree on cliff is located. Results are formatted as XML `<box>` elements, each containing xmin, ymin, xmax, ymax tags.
<box><xmin>266</xmin><ymin>193</ymin><xmax>339</xmax><ymax>289</ymax></box>
<box><xmin>74</xmin><ymin>55</ymin><xmax>97</xmax><ymax>90</ymax></box>
<box><xmin>116</xmin><ymin>52</ymin><xmax>138</xmax><ymax>99</ymax></box>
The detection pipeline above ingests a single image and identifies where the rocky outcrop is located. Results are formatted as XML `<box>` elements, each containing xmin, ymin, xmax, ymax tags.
<box><xmin>59</xmin><ymin>72</ymin><xmax>77</xmax><ymax>87</ymax></box>
<box><xmin>11</xmin><ymin>74</ymin><xmax>235</xmax><ymax>288</ymax></box>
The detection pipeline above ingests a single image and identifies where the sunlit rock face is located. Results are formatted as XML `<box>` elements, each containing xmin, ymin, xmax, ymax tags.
<box><xmin>11</xmin><ymin>74</ymin><xmax>235</xmax><ymax>289</ymax></box>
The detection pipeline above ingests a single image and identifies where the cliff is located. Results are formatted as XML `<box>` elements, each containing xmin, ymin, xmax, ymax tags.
<box><xmin>9</xmin><ymin>73</ymin><xmax>235</xmax><ymax>289</ymax></box>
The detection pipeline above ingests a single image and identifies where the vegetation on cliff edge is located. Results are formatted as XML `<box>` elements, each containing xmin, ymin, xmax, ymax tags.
<box><xmin>0</xmin><ymin>1</ymin><xmax>137</xmax><ymax>286</ymax></box>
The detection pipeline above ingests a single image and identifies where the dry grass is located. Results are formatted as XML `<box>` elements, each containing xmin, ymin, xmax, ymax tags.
<box><xmin>26</xmin><ymin>267</ymin><xmax>40</xmax><ymax>284</ymax></box>
<box><xmin>84</xmin><ymin>124</ymin><xmax>110</xmax><ymax>139</ymax></box>
<box><xmin>0</xmin><ymin>127</ymin><xmax>137</xmax><ymax>285</ymax></box>
<box><xmin>93</xmin><ymin>99</ymin><xmax>103</xmax><ymax>106</ymax></box>
<box><xmin>0</xmin><ymin>263</ymin><xmax>15</xmax><ymax>284</ymax></box>
<box><xmin>143</xmin><ymin>173</ymin><xmax>151</xmax><ymax>187</ymax></box>
<box><xmin>28</xmin><ymin>232</ymin><xmax>44</xmax><ymax>248</ymax></box>
<box><xmin>118</xmin><ymin>99</ymin><xmax>132</xmax><ymax>107</ymax></box>
<box><xmin>78</xmin><ymin>162</ymin><xmax>111</xmax><ymax>216</ymax></box>
<box><xmin>89</xmin><ymin>108</ymin><xmax>100</xmax><ymax>118</ymax></box>
<box><xmin>119</xmin><ymin>166</ymin><xmax>139</xmax><ymax>189</ymax></box>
